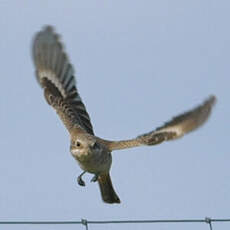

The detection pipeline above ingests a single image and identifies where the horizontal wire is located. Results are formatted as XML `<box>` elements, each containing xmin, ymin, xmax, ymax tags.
<box><xmin>0</xmin><ymin>221</ymin><xmax>82</xmax><ymax>225</ymax></box>
<box><xmin>0</xmin><ymin>218</ymin><xmax>230</xmax><ymax>225</ymax></box>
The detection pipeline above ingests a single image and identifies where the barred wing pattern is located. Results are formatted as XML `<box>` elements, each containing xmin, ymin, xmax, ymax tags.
<box><xmin>106</xmin><ymin>95</ymin><xmax>216</xmax><ymax>151</ymax></box>
<box><xmin>32</xmin><ymin>26</ymin><xmax>94</xmax><ymax>135</ymax></box>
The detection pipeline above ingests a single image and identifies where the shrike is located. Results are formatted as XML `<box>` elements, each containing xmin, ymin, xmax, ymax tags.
<box><xmin>32</xmin><ymin>26</ymin><xmax>216</xmax><ymax>204</ymax></box>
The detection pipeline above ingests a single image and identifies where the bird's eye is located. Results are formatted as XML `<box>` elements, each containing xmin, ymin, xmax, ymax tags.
<box><xmin>76</xmin><ymin>141</ymin><xmax>81</xmax><ymax>147</ymax></box>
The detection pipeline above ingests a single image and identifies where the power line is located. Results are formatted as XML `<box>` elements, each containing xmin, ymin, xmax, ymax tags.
<box><xmin>1</xmin><ymin>217</ymin><xmax>230</xmax><ymax>230</ymax></box>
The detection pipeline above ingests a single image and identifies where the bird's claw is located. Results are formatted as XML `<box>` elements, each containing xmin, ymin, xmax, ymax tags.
<box><xmin>77</xmin><ymin>172</ymin><xmax>86</xmax><ymax>186</ymax></box>
<box><xmin>90</xmin><ymin>174</ymin><xmax>98</xmax><ymax>183</ymax></box>
<box><xmin>77</xmin><ymin>172</ymin><xmax>98</xmax><ymax>185</ymax></box>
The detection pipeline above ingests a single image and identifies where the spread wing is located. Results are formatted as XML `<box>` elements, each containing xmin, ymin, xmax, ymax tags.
<box><xmin>32</xmin><ymin>26</ymin><xmax>94</xmax><ymax>135</ymax></box>
<box><xmin>103</xmin><ymin>95</ymin><xmax>216</xmax><ymax>151</ymax></box>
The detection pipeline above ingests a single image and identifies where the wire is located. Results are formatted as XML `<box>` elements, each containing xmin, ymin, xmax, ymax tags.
<box><xmin>1</xmin><ymin>217</ymin><xmax>230</xmax><ymax>230</ymax></box>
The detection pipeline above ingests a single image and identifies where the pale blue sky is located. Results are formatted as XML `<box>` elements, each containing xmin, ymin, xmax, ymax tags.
<box><xmin>0</xmin><ymin>1</ymin><xmax>229</xmax><ymax>229</ymax></box>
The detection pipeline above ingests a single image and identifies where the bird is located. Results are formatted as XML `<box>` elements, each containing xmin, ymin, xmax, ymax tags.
<box><xmin>32</xmin><ymin>26</ymin><xmax>216</xmax><ymax>204</ymax></box>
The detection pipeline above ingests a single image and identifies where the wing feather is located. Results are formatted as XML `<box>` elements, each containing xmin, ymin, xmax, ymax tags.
<box><xmin>32</xmin><ymin>26</ymin><xmax>94</xmax><ymax>135</ymax></box>
<box><xmin>103</xmin><ymin>95</ymin><xmax>216</xmax><ymax>151</ymax></box>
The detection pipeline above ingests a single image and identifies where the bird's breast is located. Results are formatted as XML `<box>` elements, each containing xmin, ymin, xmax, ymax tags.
<box><xmin>70</xmin><ymin>148</ymin><xmax>89</xmax><ymax>162</ymax></box>
<box><xmin>70</xmin><ymin>147</ymin><xmax>112</xmax><ymax>174</ymax></box>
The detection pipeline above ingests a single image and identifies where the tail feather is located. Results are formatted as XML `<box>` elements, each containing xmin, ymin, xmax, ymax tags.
<box><xmin>98</xmin><ymin>174</ymin><xmax>120</xmax><ymax>204</ymax></box>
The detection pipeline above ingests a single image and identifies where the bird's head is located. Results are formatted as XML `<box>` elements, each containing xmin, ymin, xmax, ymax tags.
<box><xmin>70</xmin><ymin>133</ymin><xmax>103</xmax><ymax>160</ymax></box>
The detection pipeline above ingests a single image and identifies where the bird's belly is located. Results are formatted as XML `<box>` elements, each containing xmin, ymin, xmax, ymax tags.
<box><xmin>72</xmin><ymin>151</ymin><xmax>112</xmax><ymax>174</ymax></box>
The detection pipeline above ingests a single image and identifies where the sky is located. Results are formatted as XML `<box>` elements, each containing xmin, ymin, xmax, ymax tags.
<box><xmin>0</xmin><ymin>0</ymin><xmax>229</xmax><ymax>229</ymax></box>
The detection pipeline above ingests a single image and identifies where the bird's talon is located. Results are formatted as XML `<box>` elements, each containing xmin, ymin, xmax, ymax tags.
<box><xmin>77</xmin><ymin>171</ymin><xmax>86</xmax><ymax>186</ymax></box>
<box><xmin>77</xmin><ymin>176</ymin><xmax>86</xmax><ymax>186</ymax></box>
<box><xmin>91</xmin><ymin>175</ymin><xmax>98</xmax><ymax>182</ymax></box>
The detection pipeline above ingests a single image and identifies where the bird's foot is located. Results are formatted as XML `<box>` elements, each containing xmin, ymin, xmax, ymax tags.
<box><xmin>90</xmin><ymin>174</ymin><xmax>98</xmax><ymax>183</ymax></box>
<box><xmin>77</xmin><ymin>171</ymin><xmax>86</xmax><ymax>186</ymax></box>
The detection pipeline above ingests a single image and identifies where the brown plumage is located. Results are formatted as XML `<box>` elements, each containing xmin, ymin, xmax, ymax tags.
<box><xmin>32</xmin><ymin>26</ymin><xmax>216</xmax><ymax>204</ymax></box>
<box><xmin>98</xmin><ymin>174</ymin><xmax>120</xmax><ymax>204</ymax></box>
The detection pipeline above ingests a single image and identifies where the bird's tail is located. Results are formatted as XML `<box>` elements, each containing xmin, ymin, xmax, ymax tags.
<box><xmin>98</xmin><ymin>173</ymin><xmax>120</xmax><ymax>204</ymax></box>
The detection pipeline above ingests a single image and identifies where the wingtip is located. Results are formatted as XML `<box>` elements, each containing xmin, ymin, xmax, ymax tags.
<box><xmin>42</xmin><ymin>25</ymin><xmax>55</xmax><ymax>33</ymax></box>
<box><xmin>33</xmin><ymin>25</ymin><xmax>55</xmax><ymax>41</ymax></box>
<box><xmin>206</xmin><ymin>95</ymin><xmax>217</xmax><ymax>107</ymax></box>
<box><xmin>34</xmin><ymin>25</ymin><xmax>59</xmax><ymax>43</ymax></box>
<box><xmin>209</xmin><ymin>94</ymin><xmax>217</xmax><ymax>103</ymax></box>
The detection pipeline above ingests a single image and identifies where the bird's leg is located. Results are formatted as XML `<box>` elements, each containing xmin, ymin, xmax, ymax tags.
<box><xmin>77</xmin><ymin>171</ymin><xmax>86</xmax><ymax>186</ymax></box>
<box><xmin>90</xmin><ymin>174</ymin><xmax>98</xmax><ymax>183</ymax></box>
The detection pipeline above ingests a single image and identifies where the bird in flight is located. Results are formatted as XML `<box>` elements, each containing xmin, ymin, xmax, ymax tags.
<box><xmin>32</xmin><ymin>26</ymin><xmax>216</xmax><ymax>204</ymax></box>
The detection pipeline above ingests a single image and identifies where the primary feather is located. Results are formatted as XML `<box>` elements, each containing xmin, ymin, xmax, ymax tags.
<box><xmin>105</xmin><ymin>95</ymin><xmax>216</xmax><ymax>151</ymax></box>
<box><xmin>32</xmin><ymin>26</ymin><xmax>94</xmax><ymax>134</ymax></box>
